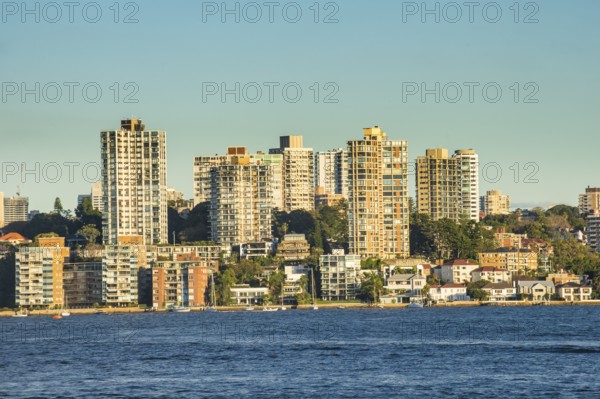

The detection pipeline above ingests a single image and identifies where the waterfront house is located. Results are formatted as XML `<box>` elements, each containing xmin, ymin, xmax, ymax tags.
<box><xmin>516</xmin><ymin>280</ymin><xmax>555</xmax><ymax>301</ymax></box>
<box><xmin>482</xmin><ymin>282</ymin><xmax>517</xmax><ymax>301</ymax></box>
<box><xmin>230</xmin><ymin>285</ymin><xmax>270</xmax><ymax>305</ymax></box>
<box><xmin>428</xmin><ymin>283</ymin><xmax>470</xmax><ymax>302</ymax></box>
<box><xmin>385</xmin><ymin>273</ymin><xmax>427</xmax><ymax>296</ymax></box>
<box><xmin>555</xmin><ymin>283</ymin><xmax>593</xmax><ymax>302</ymax></box>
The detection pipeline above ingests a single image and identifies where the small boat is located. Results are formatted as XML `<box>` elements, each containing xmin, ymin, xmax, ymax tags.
<box><xmin>408</xmin><ymin>302</ymin><xmax>424</xmax><ymax>309</ymax></box>
<box><xmin>376</xmin><ymin>304</ymin><xmax>384</xmax><ymax>309</ymax></box>
<box><xmin>12</xmin><ymin>311</ymin><xmax>28</xmax><ymax>318</ymax></box>
<box><xmin>61</xmin><ymin>293</ymin><xmax>70</xmax><ymax>317</ymax></box>
<box><xmin>262</xmin><ymin>307</ymin><xmax>278</xmax><ymax>312</ymax></box>
<box><xmin>169</xmin><ymin>306</ymin><xmax>191</xmax><ymax>313</ymax></box>
<box><xmin>311</xmin><ymin>305</ymin><xmax>319</xmax><ymax>310</ymax></box>
<box><xmin>245</xmin><ymin>306</ymin><xmax>254</xmax><ymax>311</ymax></box>
<box><xmin>337</xmin><ymin>306</ymin><xmax>345</xmax><ymax>309</ymax></box>
<box><xmin>53</xmin><ymin>314</ymin><xmax>62</xmax><ymax>320</ymax></box>
<box><xmin>204</xmin><ymin>306</ymin><xmax>218</xmax><ymax>312</ymax></box>
<box><xmin>95</xmin><ymin>309</ymin><xmax>106</xmax><ymax>314</ymax></box>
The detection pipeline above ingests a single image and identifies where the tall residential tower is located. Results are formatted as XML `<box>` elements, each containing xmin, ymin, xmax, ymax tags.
<box><xmin>347</xmin><ymin>126</ymin><xmax>410</xmax><ymax>259</ymax></box>
<box><xmin>101</xmin><ymin>119</ymin><xmax>168</xmax><ymax>245</ymax></box>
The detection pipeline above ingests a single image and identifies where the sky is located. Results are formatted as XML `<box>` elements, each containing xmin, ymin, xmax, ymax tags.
<box><xmin>1</xmin><ymin>0</ymin><xmax>599</xmax><ymax>211</ymax></box>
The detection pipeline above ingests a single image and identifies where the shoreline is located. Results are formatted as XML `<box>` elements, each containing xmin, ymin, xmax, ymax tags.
<box><xmin>2</xmin><ymin>300</ymin><xmax>600</xmax><ymax>317</ymax></box>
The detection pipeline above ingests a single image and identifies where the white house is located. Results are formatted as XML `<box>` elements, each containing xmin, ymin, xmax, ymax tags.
<box><xmin>482</xmin><ymin>283</ymin><xmax>517</xmax><ymax>301</ymax></box>
<box><xmin>428</xmin><ymin>284</ymin><xmax>470</xmax><ymax>302</ymax></box>
<box><xmin>556</xmin><ymin>283</ymin><xmax>593</xmax><ymax>302</ymax></box>
<box><xmin>385</xmin><ymin>274</ymin><xmax>427</xmax><ymax>296</ymax></box>
<box><xmin>516</xmin><ymin>280</ymin><xmax>555</xmax><ymax>301</ymax></box>
<box><xmin>230</xmin><ymin>285</ymin><xmax>270</xmax><ymax>305</ymax></box>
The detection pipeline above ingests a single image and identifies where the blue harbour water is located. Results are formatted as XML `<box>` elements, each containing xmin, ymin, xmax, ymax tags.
<box><xmin>1</xmin><ymin>306</ymin><xmax>600</xmax><ymax>398</ymax></box>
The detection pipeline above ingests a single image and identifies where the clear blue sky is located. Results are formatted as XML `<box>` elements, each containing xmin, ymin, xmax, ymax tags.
<box><xmin>1</xmin><ymin>0</ymin><xmax>599</xmax><ymax>211</ymax></box>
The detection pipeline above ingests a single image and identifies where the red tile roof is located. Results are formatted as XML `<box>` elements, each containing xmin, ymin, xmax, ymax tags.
<box><xmin>0</xmin><ymin>232</ymin><xmax>28</xmax><ymax>242</ymax></box>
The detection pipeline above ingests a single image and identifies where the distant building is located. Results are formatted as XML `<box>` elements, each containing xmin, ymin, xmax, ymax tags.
<box><xmin>240</xmin><ymin>240</ymin><xmax>275</xmax><ymax>259</ymax></box>
<box><xmin>438</xmin><ymin>259</ymin><xmax>480</xmax><ymax>284</ymax></box>
<box><xmin>471</xmin><ymin>266</ymin><xmax>512</xmax><ymax>284</ymax></box>
<box><xmin>481</xmin><ymin>190</ymin><xmax>511</xmax><ymax>216</ymax></box>
<box><xmin>15</xmin><ymin>237</ymin><xmax>70</xmax><ymax>308</ymax></box>
<box><xmin>3</xmin><ymin>194</ymin><xmax>29</xmax><ymax>226</ymax></box>
<box><xmin>209</xmin><ymin>158</ymin><xmax>273</xmax><ymax>247</ymax></box>
<box><xmin>579</xmin><ymin>187</ymin><xmax>600</xmax><ymax>216</ymax></box>
<box><xmin>152</xmin><ymin>258</ymin><xmax>210</xmax><ymax>309</ymax></box>
<box><xmin>348</xmin><ymin>126</ymin><xmax>410</xmax><ymax>259</ymax></box>
<box><xmin>102</xmin><ymin>236</ymin><xmax>156</xmax><ymax>306</ymax></box>
<box><xmin>546</xmin><ymin>271</ymin><xmax>580</xmax><ymax>285</ymax></box>
<box><xmin>585</xmin><ymin>211</ymin><xmax>600</xmax><ymax>253</ymax></box>
<box><xmin>494</xmin><ymin>232</ymin><xmax>527</xmax><ymax>248</ymax></box>
<box><xmin>0</xmin><ymin>232</ymin><xmax>30</xmax><ymax>246</ymax></box>
<box><xmin>319</xmin><ymin>251</ymin><xmax>361</xmax><ymax>300</ymax></box>
<box><xmin>270</xmin><ymin>136</ymin><xmax>315</xmax><ymax>212</ymax></box>
<box><xmin>63</xmin><ymin>262</ymin><xmax>103</xmax><ymax>308</ymax></box>
<box><xmin>478</xmin><ymin>248</ymin><xmax>538</xmax><ymax>274</ymax></box>
<box><xmin>101</xmin><ymin>119</ymin><xmax>168</xmax><ymax>245</ymax></box>
<box><xmin>416</xmin><ymin>148</ymin><xmax>479</xmax><ymax>222</ymax></box>
<box><xmin>315</xmin><ymin>148</ymin><xmax>348</xmax><ymax>206</ymax></box>
<box><xmin>314</xmin><ymin>186</ymin><xmax>345</xmax><ymax>209</ymax></box>
<box><xmin>276</xmin><ymin>234</ymin><xmax>310</xmax><ymax>261</ymax></box>
<box><xmin>230</xmin><ymin>285</ymin><xmax>269</xmax><ymax>305</ymax></box>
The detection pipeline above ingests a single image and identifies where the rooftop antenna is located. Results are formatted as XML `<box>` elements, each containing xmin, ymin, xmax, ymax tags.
<box><xmin>16</xmin><ymin>185</ymin><xmax>21</xmax><ymax>197</ymax></box>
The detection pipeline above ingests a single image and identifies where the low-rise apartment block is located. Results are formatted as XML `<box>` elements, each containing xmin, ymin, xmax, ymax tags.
<box><xmin>276</xmin><ymin>234</ymin><xmax>310</xmax><ymax>261</ymax></box>
<box><xmin>471</xmin><ymin>266</ymin><xmax>512</xmax><ymax>284</ymax></box>
<box><xmin>15</xmin><ymin>237</ymin><xmax>69</xmax><ymax>308</ymax></box>
<box><xmin>319</xmin><ymin>251</ymin><xmax>361</xmax><ymax>301</ymax></box>
<box><xmin>438</xmin><ymin>259</ymin><xmax>480</xmax><ymax>284</ymax></box>
<box><xmin>478</xmin><ymin>248</ymin><xmax>538</xmax><ymax>274</ymax></box>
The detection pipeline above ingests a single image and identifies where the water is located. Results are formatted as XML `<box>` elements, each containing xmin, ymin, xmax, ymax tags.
<box><xmin>1</xmin><ymin>306</ymin><xmax>600</xmax><ymax>398</ymax></box>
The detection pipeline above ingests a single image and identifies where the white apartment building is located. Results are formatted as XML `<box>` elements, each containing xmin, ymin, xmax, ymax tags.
<box><xmin>315</xmin><ymin>148</ymin><xmax>348</xmax><ymax>198</ymax></box>
<box><xmin>101</xmin><ymin>119</ymin><xmax>168</xmax><ymax>245</ymax></box>
<box><xmin>270</xmin><ymin>136</ymin><xmax>314</xmax><ymax>212</ymax></box>
<box><xmin>319</xmin><ymin>252</ymin><xmax>361</xmax><ymax>300</ymax></box>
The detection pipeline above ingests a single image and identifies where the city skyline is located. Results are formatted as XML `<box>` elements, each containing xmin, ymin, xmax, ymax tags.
<box><xmin>0</xmin><ymin>117</ymin><xmax>588</xmax><ymax>212</ymax></box>
<box><xmin>2</xmin><ymin>0</ymin><xmax>599</xmax><ymax>211</ymax></box>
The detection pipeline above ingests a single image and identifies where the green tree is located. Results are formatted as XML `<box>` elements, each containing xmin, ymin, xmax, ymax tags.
<box><xmin>359</xmin><ymin>272</ymin><xmax>384</xmax><ymax>303</ymax></box>
<box><xmin>215</xmin><ymin>268</ymin><xmax>236</xmax><ymax>306</ymax></box>
<box><xmin>78</xmin><ymin>224</ymin><xmax>100</xmax><ymax>246</ymax></box>
<box><xmin>466</xmin><ymin>280</ymin><xmax>490</xmax><ymax>301</ymax></box>
<box><xmin>54</xmin><ymin>197</ymin><xmax>63</xmax><ymax>214</ymax></box>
